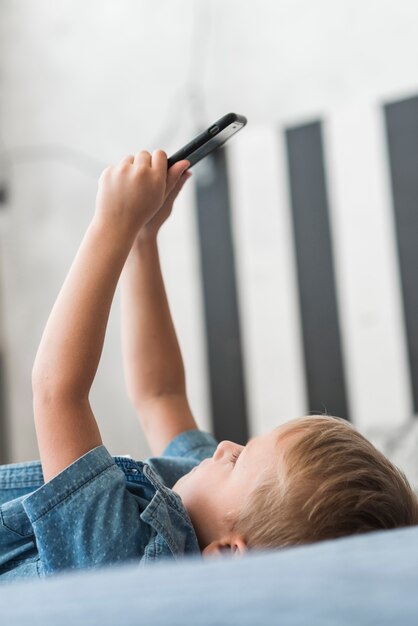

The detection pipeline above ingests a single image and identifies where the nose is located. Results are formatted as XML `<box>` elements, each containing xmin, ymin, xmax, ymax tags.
<box><xmin>212</xmin><ymin>440</ymin><xmax>237</xmax><ymax>461</ymax></box>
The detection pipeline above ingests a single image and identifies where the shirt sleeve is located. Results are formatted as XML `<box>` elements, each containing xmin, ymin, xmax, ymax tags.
<box><xmin>162</xmin><ymin>429</ymin><xmax>219</xmax><ymax>460</ymax></box>
<box><xmin>22</xmin><ymin>445</ymin><xmax>151</xmax><ymax>576</ymax></box>
<box><xmin>145</xmin><ymin>430</ymin><xmax>219</xmax><ymax>489</ymax></box>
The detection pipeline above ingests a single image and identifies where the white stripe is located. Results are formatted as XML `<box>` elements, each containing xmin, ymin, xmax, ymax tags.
<box><xmin>228</xmin><ymin>126</ymin><xmax>307</xmax><ymax>437</ymax></box>
<box><xmin>158</xmin><ymin>177</ymin><xmax>212</xmax><ymax>434</ymax></box>
<box><xmin>324</xmin><ymin>102</ymin><xmax>413</xmax><ymax>430</ymax></box>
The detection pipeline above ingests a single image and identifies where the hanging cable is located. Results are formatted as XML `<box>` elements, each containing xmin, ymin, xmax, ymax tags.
<box><xmin>0</xmin><ymin>0</ymin><xmax>214</xmax><ymax>180</ymax></box>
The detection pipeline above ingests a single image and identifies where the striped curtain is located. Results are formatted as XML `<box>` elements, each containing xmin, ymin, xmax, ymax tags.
<box><xmin>192</xmin><ymin>95</ymin><xmax>418</xmax><ymax>444</ymax></box>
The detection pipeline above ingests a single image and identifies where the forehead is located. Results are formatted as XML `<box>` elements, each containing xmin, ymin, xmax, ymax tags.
<box><xmin>269</xmin><ymin>422</ymin><xmax>308</xmax><ymax>456</ymax></box>
<box><xmin>244</xmin><ymin>427</ymin><xmax>299</xmax><ymax>483</ymax></box>
<box><xmin>249</xmin><ymin>424</ymin><xmax>295</xmax><ymax>454</ymax></box>
<box><xmin>246</xmin><ymin>422</ymin><xmax>307</xmax><ymax>461</ymax></box>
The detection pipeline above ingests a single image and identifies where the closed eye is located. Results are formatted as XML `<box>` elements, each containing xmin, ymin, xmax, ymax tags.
<box><xmin>230</xmin><ymin>449</ymin><xmax>242</xmax><ymax>464</ymax></box>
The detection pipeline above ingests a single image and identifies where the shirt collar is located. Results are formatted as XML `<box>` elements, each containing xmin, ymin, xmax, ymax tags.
<box><xmin>140</xmin><ymin>463</ymin><xmax>201</xmax><ymax>558</ymax></box>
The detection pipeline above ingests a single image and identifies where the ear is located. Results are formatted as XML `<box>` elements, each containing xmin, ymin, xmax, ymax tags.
<box><xmin>202</xmin><ymin>536</ymin><xmax>247</xmax><ymax>559</ymax></box>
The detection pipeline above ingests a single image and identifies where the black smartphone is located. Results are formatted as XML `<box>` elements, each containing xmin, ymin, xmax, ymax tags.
<box><xmin>167</xmin><ymin>112</ymin><xmax>247</xmax><ymax>169</ymax></box>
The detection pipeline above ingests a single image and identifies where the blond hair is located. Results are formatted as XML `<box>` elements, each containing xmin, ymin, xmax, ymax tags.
<box><xmin>232</xmin><ymin>415</ymin><xmax>418</xmax><ymax>549</ymax></box>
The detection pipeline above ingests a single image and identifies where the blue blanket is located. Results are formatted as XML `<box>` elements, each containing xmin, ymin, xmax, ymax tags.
<box><xmin>0</xmin><ymin>525</ymin><xmax>417</xmax><ymax>625</ymax></box>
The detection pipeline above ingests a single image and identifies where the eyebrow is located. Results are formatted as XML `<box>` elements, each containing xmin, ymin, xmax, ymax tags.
<box><xmin>243</xmin><ymin>437</ymin><xmax>256</xmax><ymax>457</ymax></box>
<box><xmin>233</xmin><ymin>439</ymin><xmax>253</xmax><ymax>468</ymax></box>
<box><xmin>243</xmin><ymin>438</ymin><xmax>254</xmax><ymax>456</ymax></box>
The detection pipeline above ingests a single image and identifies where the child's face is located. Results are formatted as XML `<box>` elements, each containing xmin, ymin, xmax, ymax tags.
<box><xmin>172</xmin><ymin>422</ymin><xmax>301</xmax><ymax>550</ymax></box>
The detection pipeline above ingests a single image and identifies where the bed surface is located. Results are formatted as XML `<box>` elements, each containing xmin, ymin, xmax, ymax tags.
<box><xmin>0</xmin><ymin>524</ymin><xmax>417</xmax><ymax>625</ymax></box>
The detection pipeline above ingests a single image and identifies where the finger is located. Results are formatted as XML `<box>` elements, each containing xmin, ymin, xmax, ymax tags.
<box><xmin>164</xmin><ymin>170</ymin><xmax>192</xmax><ymax>205</ymax></box>
<box><xmin>134</xmin><ymin>150</ymin><xmax>152</xmax><ymax>166</ymax></box>
<box><xmin>165</xmin><ymin>159</ymin><xmax>190</xmax><ymax>194</ymax></box>
<box><xmin>176</xmin><ymin>170</ymin><xmax>193</xmax><ymax>192</ymax></box>
<box><xmin>151</xmin><ymin>149</ymin><xmax>168</xmax><ymax>185</ymax></box>
<box><xmin>151</xmin><ymin>149</ymin><xmax>167</xmax><ymax>172</ymax></box>
<box><xmin>118</xmin><ymin>155</ymin><xmax>135</xmax><ymax>167</ymax></box>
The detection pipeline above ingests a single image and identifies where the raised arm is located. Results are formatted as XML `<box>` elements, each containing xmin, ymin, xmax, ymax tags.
<box><xmin>31</xmin><ymin>151</ymin><xmax>190</xmax><ymax>482</ymax></box>
<box><xmin>120</xmin><ymin>169</ymin><xmax>198</xmax><ymax>456</ymax></box>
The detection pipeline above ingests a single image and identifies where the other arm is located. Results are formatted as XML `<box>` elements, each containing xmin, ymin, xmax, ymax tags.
<box><xmin>120</xmin><ymin>170</ymin><xmax>198</xmax><ymax>456</ymax></box>
<box><xmin>31</xmin><ymin>151</ymin><xmax>190</xmax><ymax>482</ymax></box>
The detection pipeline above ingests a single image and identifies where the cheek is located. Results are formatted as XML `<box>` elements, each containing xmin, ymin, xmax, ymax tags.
<box><xmin>180</xmin><ymin>463</ymin><xmax>206</xmax><ymax>488</ymax></box>
<box><xmin>184</xmin><ymin>461</ymin><xmax>219</xmax><ymax>492</ymax></box>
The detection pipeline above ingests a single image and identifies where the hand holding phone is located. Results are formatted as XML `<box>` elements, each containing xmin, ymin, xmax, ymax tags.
<box><xmin>167</xmin><ymin>113</ymin><xmax>247</xmax><ymax>169</ymax></box>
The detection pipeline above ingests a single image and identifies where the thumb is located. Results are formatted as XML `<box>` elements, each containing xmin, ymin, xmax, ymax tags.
<box><xmin>165</xmin><ymin>160</ymin><xmax>190</xmax><ymax>195</ymax></box>
<box><xmin>163</xmin><ymin>170</ymin><xmax>192</xmax><ymax>206</ymax></box>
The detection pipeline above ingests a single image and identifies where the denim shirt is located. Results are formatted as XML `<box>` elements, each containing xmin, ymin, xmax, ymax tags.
<box><xmin>0</xmin><ymin>429</ymin><xmax>218</xmax><ymax>582</ymax></box>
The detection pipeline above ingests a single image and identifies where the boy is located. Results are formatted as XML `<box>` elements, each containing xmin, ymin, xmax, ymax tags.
<box><xmin>0</xmin><ymin>150</ymin><xmax>417</xmax><ymax>582</ymax></box>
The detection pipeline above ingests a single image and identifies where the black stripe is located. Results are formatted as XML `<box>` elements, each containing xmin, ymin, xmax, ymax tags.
<box><xmin>194</xmin><ymin>148</ymin><xmax>249</xmax><ymax>444</ymax></box>
<box><xmin>0</xmin><ymin>351</ymin><xmax>10</xmax><ymax>463</ymax></box>
<box><xmin>384</xmin><ymin>95</ymin><xmax>418</xmax><ymax>413</ymax></box>
<box><xmin>285</xmin><ymin>120</ymin><xmax>349</xmax><ymax>420</ymax></box>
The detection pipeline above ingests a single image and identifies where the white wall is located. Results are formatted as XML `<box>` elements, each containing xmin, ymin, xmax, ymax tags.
<box><xmin>0</xmin><ymin>0</ymin><xmax>417</xmax><ymax>461</ymax></box>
